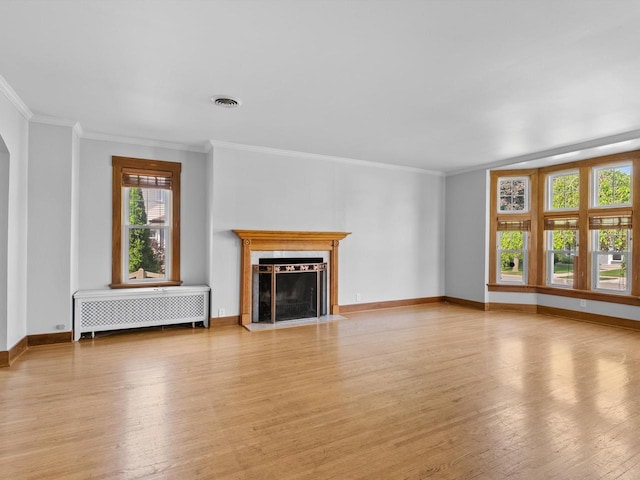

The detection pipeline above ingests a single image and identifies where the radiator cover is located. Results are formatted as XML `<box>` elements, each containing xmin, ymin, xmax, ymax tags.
<box><xmin>73</xmin><ymin>286</ymin><xmax>210</xmax><ymax>341</ymax></box>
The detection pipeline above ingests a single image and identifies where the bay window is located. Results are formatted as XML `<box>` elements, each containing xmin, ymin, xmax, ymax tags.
<box><xmin>489</xmin><ymin>150</ymin><xmax>640</xmax><ymax>304</ymax></box>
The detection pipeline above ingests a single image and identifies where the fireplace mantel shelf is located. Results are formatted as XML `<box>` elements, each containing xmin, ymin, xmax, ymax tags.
<box><xmin>233</xmin><ymin>230</ymin><xmax>351</xmax><ymax>242</ymax></box>
<box><xmin>232</xmin><ymin>230</ymin><xmax>351</xmax><ymax>325</ymax></box>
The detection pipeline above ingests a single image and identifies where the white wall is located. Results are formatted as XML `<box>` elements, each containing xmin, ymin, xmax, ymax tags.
<box><xmin>444</xmin><ymin>169</ymin><xmax>489</xmax><ymax>303</ymax></box>
<box><xmin>208</xmin><ymin>146</ymin><xmax>445</xmax><ymax>317</ymax></box>
<box><xmin>27</xmin><ymin>122</ymin><xmax>76</xmax><ymax>334</ymax></box>
<box><xmin>78</xmin><ymin>139</ymin><xmax>207</xmax><ymax>290</ymax></box>
<box><xmin>488</xmin><ymin>291</ymin><xmax>537</xmax><ymax>305</ymax></box>
<box><xmin>0</xmin><ymin>90</ymin><xmax>29</xmax><ymax>350</ymax></box>
<box><xmin>486</xmin><ymin>291</ymin><xmax>640</xmax><ymax>322</ymax></box>
<box><xmin>0</xmin><ymin>147</ymin><xmax>9</xmax><ymax>347</ymax></box>
<box><xmin>537</xmin><ymin>294</ymin><xmax>640</xmax><ymax>320</ymax></box>
<box><xmin>205</xmin><ymin>147</ymin><xmax>215</xmax><ymax>304</ymax></box>
<box><xmin>70</xmin><ymin>128</ymin><xmax>80</xmax><ymax>297</ymax></box>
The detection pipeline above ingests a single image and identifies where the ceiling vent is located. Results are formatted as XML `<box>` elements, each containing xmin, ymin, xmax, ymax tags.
<box><xmin>211</xmin><ymin>95</ymin><xmax>242</xmax><ymax>108</ymax></box>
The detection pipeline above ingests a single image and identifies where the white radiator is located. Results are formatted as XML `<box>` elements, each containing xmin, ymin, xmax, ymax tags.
<box><xmin>73</xmin><ymin>285</ymin><xmax>210</xmax><ymax>341</ymax></box>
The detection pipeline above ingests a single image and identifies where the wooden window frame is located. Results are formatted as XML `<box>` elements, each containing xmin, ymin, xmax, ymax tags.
<box><xmin>496</xmin><ymin>229</ymin><xmax>530</xmax><ymax>284</ymax></box>
<box><xmin>591</xmin><ymin>162</ymin><xmax>633</xmax><ymax>209</ymax></box>
<box><xmin>590</xmin><ymin>227</ymin><xmax>631</xmax><ymax>294</ymax></box>
<box><xmin>546</xmin><ymin>169</ymin><xmax>580</xmax><ymax>212</ymax></box>
<box><xmin>111</xmin><ymin>156</ymin><xmax>181</xmax><ymax>288</ymax></box>
<box><xmin>489</xmin><ymin>150</ymin><xmax>640</xmax><ymax>306</ymax></box>
<box><xmin>490</xmin><ymin>170</ymin><xmax>538</xmax><ymax>287</ymax></box>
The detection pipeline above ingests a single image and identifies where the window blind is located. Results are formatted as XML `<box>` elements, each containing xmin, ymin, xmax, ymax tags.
<box><xmin>497</xmin><ymin>220</ymin><xmax>531</xmax><ymax>231</ymax></box>
<box><xmin>543</xmin><ymin>217</ymin><xmax>579</xmax><ymax>230</ymax></box>
<box><xmin>123</xmin><ymin>172</ymin><xmax>172</xmax><ymax>189</ymax></box>
<box><xmin>588</xmin><ymin>214</ymin><xmax>632</xmax><ymax>230</ymax></box>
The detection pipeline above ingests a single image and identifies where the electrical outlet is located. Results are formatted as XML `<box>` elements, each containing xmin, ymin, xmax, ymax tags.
<box><xmin>579</xmin><ymin>299</ymin><xmax>587</xmax><ymax>308</ymax></box>
<box><xmin>218</xmin><ymin>308</ymin><xmax>226</xmax><ymax>317</ymax></box>
<box><xmin>356</xmin><ymin>293</ymin><xmax>361</xmax><ymax>302</ymax></box>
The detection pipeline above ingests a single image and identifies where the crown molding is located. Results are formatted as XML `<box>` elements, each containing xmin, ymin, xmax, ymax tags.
<box><xmin>30</xmin><ymin>117</ymin><xmax>206</xmax><ymax>153</ymax></box>
<box><xmin>73</xmin><ymin>122</ymin><xmax>84</xmax><ymax>138</ymax></box>
<box><xmin>446</xmin><ymin>129</ymin><xmax>640</xmax><ymax>177</ymax></box>
<box><xmin>0</xmin><ymin>74</ymin><xmax>32</xmax><ymax>120</ymax></box>
<box><xmin>208</xmin><ymin>140</ymin><xmax>444</xmax><ymax>176</ymax></box>
<box><xmin>82</xmin><ymin>132</ymin><xmax>209</xmax><ymax>153</ymax></box>
<box><xmin>30</xmin><ymin>114</ymin><xmax>77</xmax><ymax>128</ymax></box>
<box><xmin>30</xmin><ymin>114</ymin><xmax>85</xmax><ymax>139</ymax></box>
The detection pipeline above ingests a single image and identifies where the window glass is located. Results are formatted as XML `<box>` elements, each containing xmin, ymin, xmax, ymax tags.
<box><xmin>498</xmin><ymin>177</ymin><xmax>528</xmax><ymax>212</ymax></box>
<box><xmin>547</xmin><ymin>230</ymin><xmax>577</xmax><ymax>287</ymax></box>
<box><xmin>124</xmin><ymin>187</ymin><xmax>171</xmax><ymax>281</ymax></box>
<box><xmin>497</xmin><ymin>231</ymin><xmax>527</xmax><ymax>283</ymax></box>
<box><xmin>592</xmin><ymin>229</ymin><xmax>630</xmax><ymax>293</ymax></box>
<box><xmin>593</xmin><ymin>164</ymin><xmax>631</xmax><ymax>207</ymax></box>
<box><xmin>549</xmin><ymin>172</ymin><xmax>579</xmax><ymax>210</ymax></box>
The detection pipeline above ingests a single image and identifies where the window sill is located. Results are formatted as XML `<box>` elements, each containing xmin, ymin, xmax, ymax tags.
<box><xmin>487</xmin><ymin>283</ymin><xmax>538</xmax><ymax>293</ymax></box>
<box><xmin>109</xmin><ymin>281</ymin><xmax>183</xmax><ymax>289</ymax></box>
<box><xmin>487</xmin><ymin>283</ymin><xmax>640</xmax><ymax>306</ymax></box>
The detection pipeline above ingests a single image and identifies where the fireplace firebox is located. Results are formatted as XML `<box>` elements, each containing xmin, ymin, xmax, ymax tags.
<box><xmin>252</xmin><ymin>258</ymin><xmax>327</xmax><ymax>323</ymax></box>
<box><xmin>233</xmin><ymin>230</ymin><xmax>351</xmax><ymax>326</ymax></box>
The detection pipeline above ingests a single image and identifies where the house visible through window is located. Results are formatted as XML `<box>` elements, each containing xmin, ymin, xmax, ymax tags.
<box><xmin>546</xmin><ymin>226</ymin><xmax>577</xmax><ymax>287</ymax></box>
<box><xmin>111</xmin><ymin>157</ymin><xmax>181</xmax><ymax>288</ymax></box>
<box><xmin>592</xmin><ymin>227</ymin><xmax>630</xmax><ymax>293</ymax></box>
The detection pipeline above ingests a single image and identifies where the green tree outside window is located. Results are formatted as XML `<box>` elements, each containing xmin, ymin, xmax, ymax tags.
<box><xmin>551</xmin><ymin>173</ymin><xmax>579</xmax><ymax>210</ymax></box>
<box><xmin>499</xmin><ymin>231</ymin><xmax>524</xmax><ymax>275</ymax></box>
<box><xmin>596</xmin><ymin>166</ymin><xmax>631</xmax><ymax>206</ymax></box>
<box><xmin>128</xmin><ymin>187</ymin><xmax>160</xmax><ymax>274</ymax></box>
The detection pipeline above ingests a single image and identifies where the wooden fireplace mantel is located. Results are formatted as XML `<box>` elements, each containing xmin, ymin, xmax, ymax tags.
<box><xmin>233</xmin><ymin>230</ymin><xmax>351</xmax><ymax>325</ymax></box>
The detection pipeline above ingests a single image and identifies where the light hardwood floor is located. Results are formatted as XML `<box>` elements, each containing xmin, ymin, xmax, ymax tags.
<box><xmin>2</xmin><ymin>303</ymin><xmax>640</xmax><ymax>479</ymax></box>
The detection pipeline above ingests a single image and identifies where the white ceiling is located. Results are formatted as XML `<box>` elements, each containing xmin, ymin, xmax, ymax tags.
<box><xmin>2</xmin><ymin>0</ymin><xmax>640</xmax><ymax>173</ymax></box>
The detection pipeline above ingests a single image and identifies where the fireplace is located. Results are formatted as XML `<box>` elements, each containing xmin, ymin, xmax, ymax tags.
<box><xmin>253</xmin><ymin>258</ymin><xmax>327</xmax><ymax>323</ymax></box>
<box><xmin>233</xmin><ymin>230</ymin><xmax>351</xmax><ymax>326</ymax></box>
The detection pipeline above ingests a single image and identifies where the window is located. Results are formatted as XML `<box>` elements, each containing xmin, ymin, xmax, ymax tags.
<box><xmin>593</xmin><ymin>163</ymin><xmax>631</xmax><ymax>207</ymax></box>
<box><xmin>490</xmin><ymin>172</ymin><xmax>536</xmax><ymax>286</ymax></box>
<box><xmin>590</xmin><ymin>214</ymin><xmax>632</xmax><ymax>293</ymax></box>
<box><xmin>112</xmin><ymin>157</ymin><xmax>181</xmax><ymax>287</ymax></box>
<box><xmin>543</xmin><ymin>170</ymin><xmax>580</xmax><ymax>288</ymax></box>
<box><xmin>489</xmin><ymin>150</ymin><xmax>640</xmax><ymax>304</ymax></box>
<box><xmin>548</xmin><ymin>171</ymin><xmax>579</xmax><ymax>210</ymax></box>
<box><xmin>546</xmin><ymin>228</ymin><xmax>577</xmax><ymax>287</ymax></box>
<box><xmin>498</xmin><ymin>177</ymin><xmax>528</xmax><ymax>212</ymax></box>
<box><xmin>497</xmin><ymin>228</ymin><xmax>528</xmax><ymax>284</ymax></box>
